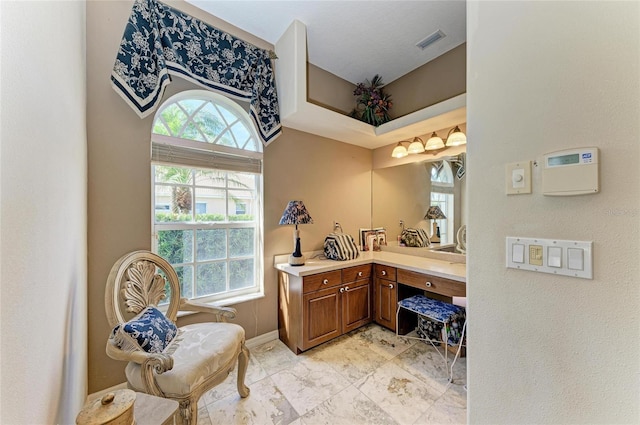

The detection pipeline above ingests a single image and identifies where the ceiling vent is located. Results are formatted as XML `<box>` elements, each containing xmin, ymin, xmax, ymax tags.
<box><xmin>416</xmin><ymin>30</ymin><xmax>446</xmax><ymax>50</ymax></box>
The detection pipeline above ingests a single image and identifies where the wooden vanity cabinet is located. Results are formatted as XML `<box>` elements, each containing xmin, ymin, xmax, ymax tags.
<box><xmin>279</xmin><ymin>264</ymin><xmax>372</xmax><ymax>353</ymax></box>
<box><xmin>373</xmin><ymin>264</ymin><xmax>397</xmax><ymax>331</ymax></box>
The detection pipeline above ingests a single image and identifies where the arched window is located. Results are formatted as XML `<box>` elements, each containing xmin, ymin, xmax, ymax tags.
<box><xmin>151</xmin><ymin>90</ymin><xmax>263</xmax><ymax>305</ymax></box>
<box><xmin>430</xmin><ymin>161</ymin><xmax>454</xmax><ymax>244</ymax></box>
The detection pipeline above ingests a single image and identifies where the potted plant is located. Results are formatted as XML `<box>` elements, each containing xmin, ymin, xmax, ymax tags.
<box><xmin>349</xmin><ymin>74</ymin><xmax>393</xmax><ymax>126</ymax></box>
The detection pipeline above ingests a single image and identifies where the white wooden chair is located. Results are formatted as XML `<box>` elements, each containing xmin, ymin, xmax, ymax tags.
<box><xmin>104</xmin><ymin>250</ymin><xmax>250</xmax><ymax>425</ymax></box>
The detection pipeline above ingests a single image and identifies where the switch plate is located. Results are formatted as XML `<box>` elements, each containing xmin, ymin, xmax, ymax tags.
<box><xmin>506</xmin><ymin>237</ymin><xmax>593</xmax><ymax>279</ymax></box>
<box><xmin>506</xmin><ymin>161</ymin><xmax>532</xmax><ymax>195</ymax></box>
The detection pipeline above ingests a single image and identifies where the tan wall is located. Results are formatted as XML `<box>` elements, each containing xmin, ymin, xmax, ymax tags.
<box><xmin>87</xmin><ymin>0</ymin><xmax>372</xmax><ymax>392</ymax></box>
<box><xmin>386</xmin><ymin>43</ymin><xmax>466</xmax><ymax>119</ymax></box>
<box><xmin>468</xmin><ymin>1</ymin><xmax>639</xmax><ymax>423</ymax></box>
<box><xmin>1</xmin><ymin>1</ymin><xmax>88</xmax><ymax>423</ymax></box>
<box><xmin>307</xmin><ymin>63</ymin><xmax>356</xmax><ymax>114</ymax></box>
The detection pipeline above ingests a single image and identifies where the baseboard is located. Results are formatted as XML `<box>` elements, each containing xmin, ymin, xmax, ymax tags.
<box><xmin>246</xmin><ymin>330</ymin><xmax>279</xmax><ymax>348</ymax></box>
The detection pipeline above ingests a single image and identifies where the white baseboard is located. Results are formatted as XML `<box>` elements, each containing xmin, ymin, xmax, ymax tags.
<box><xmin>246</xmin><ymin>330</ymin><xmax>279</xmax><ymax>348</ymax></box>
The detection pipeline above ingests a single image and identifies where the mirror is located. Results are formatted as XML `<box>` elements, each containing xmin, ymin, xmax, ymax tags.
<box><xmin>371</xmin><ymin>154</ymin><xmax>466</xmax><ymax>253</ymax></box>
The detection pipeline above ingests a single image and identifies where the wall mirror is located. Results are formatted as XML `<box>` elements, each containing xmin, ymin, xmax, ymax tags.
<box><xmin>371</xmin><ymin>152</ymin><xmax>466</xmax><ymax>253</ymax></box>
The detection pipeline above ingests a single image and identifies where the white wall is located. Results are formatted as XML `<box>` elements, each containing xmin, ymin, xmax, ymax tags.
<box><xmin>0</xmin><ymin>1</ymin><xmax>88</xmax><ymax>423</ymax></box>
<box><xmin>467</xmin><ymin>1</ymin><xmax>639</xmax><ymax>423</ymax></box>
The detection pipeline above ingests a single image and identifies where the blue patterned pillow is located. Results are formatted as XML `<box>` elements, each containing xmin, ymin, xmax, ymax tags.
<box><xmin>110</xmin><ymin>306</ymin><xmax>178</xmax><ymax>353</ymax></box>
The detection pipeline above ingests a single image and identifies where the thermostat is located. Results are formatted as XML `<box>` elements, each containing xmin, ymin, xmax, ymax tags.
<box><xmin>541</xmin><ymin>147</ymin><xmax>599</xmax><ymax>196</ymax></box>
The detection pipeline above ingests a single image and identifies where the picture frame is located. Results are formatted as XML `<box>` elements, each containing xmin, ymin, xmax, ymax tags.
<box><xmin>360</xmin><ymin>227</ymin><xmax>387</xmax><ymax>251</ymax></box>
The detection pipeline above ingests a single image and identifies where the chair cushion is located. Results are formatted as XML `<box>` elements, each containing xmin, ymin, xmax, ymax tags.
<box><xmin>111</xmin><ymin>306</ymin><xmax>178</xmax><ymax>354</ymax></box>
<box><xmin>125</xmin><ymin>322</ymin><xmax>244</xmax><ymax>396</ymax></box>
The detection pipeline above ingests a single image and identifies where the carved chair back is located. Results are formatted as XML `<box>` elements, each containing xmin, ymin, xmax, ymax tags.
<box><xmin>105</xmin><ymin>250</ymin><xmax>181</xmax><ymax>328</ymax></box>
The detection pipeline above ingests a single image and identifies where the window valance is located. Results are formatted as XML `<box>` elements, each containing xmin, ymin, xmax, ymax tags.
<box><xmin>110</xmin><ymin>0</ymin><xmax>282</xmax><ymax>145</ymax></box>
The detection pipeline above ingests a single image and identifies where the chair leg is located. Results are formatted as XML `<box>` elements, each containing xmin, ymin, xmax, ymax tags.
<box><xmin>178</xmin><ymin>399</ymin><xmax>197</xmax><ymax>425</ymax></box>
<box><xmin>237</xmin><ymin>342</ymin><xmax>250</xmax><ymax>398</ymax></box>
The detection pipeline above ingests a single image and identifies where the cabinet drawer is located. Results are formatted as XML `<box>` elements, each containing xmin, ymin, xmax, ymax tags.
<box><xmin>374</xmin><ymin>264</ymin><xmax>396</xmax><ymax>281</ymax></box>
<box><xmin>397</xmin><ymin>269</ymin><xmax>466</xmax><ymax>297</ymax></box>
<box><xmin>342</xmin><ymin>264</ymin><xmax>372</xmax><ymax>283</ymax></box>
<box><xmin>303</xmin><ymin>270</ymin><xmax>342</xmax><ymax>293</ymax></box>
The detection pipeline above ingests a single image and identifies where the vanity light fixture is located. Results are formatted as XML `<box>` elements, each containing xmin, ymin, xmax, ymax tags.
<box><xmin>390</xmin><ymin>125</ymin><xmax>466</xmax><ymax>158</ymax></box>
<box><xmin>391</xmin><ymin>142</ymin><xmax>408</xmax><ymax>158</ymax></box>
<box><xmin>407</xmin><ymin>137</ymin><xmax>425</xmax><ymax>154</ymax></box>
<box><xmin>446</xmin><ymin>125</ymin><xmax>467</xmax><ymax>147</ymax></box>
<box><xmin>424</xmin><ymin>132</ymin><xmax>445</xmax><ymax>151</ymax></box>
<box><xmin>279</xmin><ymin>200</ymin><xmax>314</xmax><ymax>266</ymax></box>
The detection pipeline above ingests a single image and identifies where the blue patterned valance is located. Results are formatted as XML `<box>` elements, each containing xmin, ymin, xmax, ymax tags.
<box><xmin>111</xmin><ymin>0</ymin><xmax>281</xmax><ymax>145</ymax></box>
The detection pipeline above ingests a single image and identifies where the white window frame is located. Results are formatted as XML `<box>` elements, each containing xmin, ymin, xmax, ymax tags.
<box><xmin>150</xmin><ymin>90</ymin><xmax>264</xmax><ymax>306</ymax></box>
<box><xmin>431</xmin><ymin>161</ymin><xmax>455</xmax><ymax>244</ymax></box>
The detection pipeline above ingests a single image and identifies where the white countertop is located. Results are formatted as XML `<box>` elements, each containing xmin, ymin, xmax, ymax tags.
<box><xmin>275</xmin><ymin>250</ymin><xmax>466</xmax><ymax>283</ymax></box>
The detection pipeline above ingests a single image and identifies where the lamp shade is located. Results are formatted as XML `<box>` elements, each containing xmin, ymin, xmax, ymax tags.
<box><xmin>407</xmin><ymin>137</ymin><xmax>425</xmax><ymax>154</ymax></box>
<box><xmin>391</xmin><ymin>142</ymin><xmax>408</xmax><ymax>158</ymax></box>
<box><xmin>424</xmin><ymin>205</ymin><xmax>447</xmax><ymax>220</ymax></box>
<box><xmin>424</xmin><ymin>132</ymin><xmax>445</xmax><ymax>150</ymax></box>
<box><xmin>279</xmin><ymin>201</ymin><xmax>314</xmax><ymax>226</ymax></box>
<box><xmin>446</xmin><ymin>125</ymin><xmax>467</xmax><ymax>147</ymax></box>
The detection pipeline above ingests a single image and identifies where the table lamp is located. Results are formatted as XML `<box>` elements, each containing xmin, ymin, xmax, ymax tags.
<box><xmin>279</xmin><ymin>200</ymin><xmax>314</xmax><ymax>266</ymax></box>
<box><xmin>424</xmin><ymin>206</ymin><xmax>446</xmax><ymax>243</ymax></box>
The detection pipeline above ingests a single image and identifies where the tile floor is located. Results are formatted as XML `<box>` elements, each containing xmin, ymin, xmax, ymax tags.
<box><xmin>198</xmin><ymin>324</ymin><xmax>467</xmax><ymax>425</ymax></box>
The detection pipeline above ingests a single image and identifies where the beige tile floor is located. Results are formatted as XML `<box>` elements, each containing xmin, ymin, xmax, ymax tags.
<box><xmin>198</xmin><ymin>324</ymin><xmax>467</xmax><ymax>425</ymax></box>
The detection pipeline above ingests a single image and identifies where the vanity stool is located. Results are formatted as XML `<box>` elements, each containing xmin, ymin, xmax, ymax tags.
<box><xmin>396</xmin><ymin>294</ymin><xmax>466</xmax><ymax>383</ymax></box>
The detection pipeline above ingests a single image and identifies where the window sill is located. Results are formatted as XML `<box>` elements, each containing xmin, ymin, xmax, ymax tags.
<box><xmin>176</xmin><ymin>291</ymin><xmax>265</xmax><ymax>318</ymax></box>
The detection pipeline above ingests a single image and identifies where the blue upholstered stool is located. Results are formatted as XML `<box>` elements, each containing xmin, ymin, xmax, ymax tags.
<box><xmin>396</xmin><ymin>295</ymin><xmax>467</xmax><ymax>383</ymax></box>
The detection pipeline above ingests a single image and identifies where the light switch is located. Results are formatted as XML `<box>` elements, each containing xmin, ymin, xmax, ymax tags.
<box><xmin>568</xmin><ymin>248</ymin><xmax>584</xmax><ymax>270</ymax></box>
<box><xmin>512</xmin><ymin>243</ymin><xmax>525</xmax><ymax>263</ymax></box>
<box><xmin>506</xmin><ymin>237</ymin><xmax>592</xmax><ymax>279</ymax></box>
<box><xmin>548</xmin><ymin>246</ymin><xmax>562</xmax><ymax>268</ymax></box>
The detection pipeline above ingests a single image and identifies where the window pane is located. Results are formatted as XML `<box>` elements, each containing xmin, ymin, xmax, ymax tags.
<box><xmin>174</xmin><ymin>265</ymin><xmax>194</xmax><ymax>299</ymax></box>
<box><xmin>178</xmin><ymin>99</ymin><xmax>205</xmax><ymax>115</ymax></box>
<box><xmin>218</xmin><ymin>105</ymin><xmax>239</xmax><ymax>126</ymax></box>
<box><xmin>196</xmin><ymin>229</ymin><xmax>226</xmax><ymax>261</ymax></box>
<box><xmin>153</xmin><ymin>121</ymin><xmax>171</xmax><ymax>136</ymax></box>
<box><xmin>227</xmin><ymin>172</ymin><xmax>256</xmax><ymax>190</ymax></box>
<box><xmin>196</xmin><ymin>262</ymin><xmax>226</xmax><ymax>297</ymax></box>
<box><xmin>195</xmin><ymin>188</ymin><xmax>226</xmax><ymax>221</ymax></box>
<box><xmin>195</xmin><ymin>169</ymin><xmax>226</xmax><ymax>187</ymax></box>
<box><xmin>160</xmin><ymin>104</ymin><xmax>187</xmax><ymax>136</ymax></box>
<box><xmin>195</xmin><ymin>103</ymin><xmax>225</xmax><ymax>141</ymax></box>
<box><xmin>229</xmin><ymin>122</ymin><xmax>251</xmax><ymax>146</ymax></box>
<box><xmin>157</xmin><ymin>230</ymin><xmax>193</xmax><ymax>263</ymax></box>
<box><xmin>155</xmin><ymin>166</ymin><xmax>193</xmax><ymax>184</ymax></box>
<box><xmin>229</xmin><ymin>259</ymin><xmax>254</xmax><ymax>290</ymax></box>
<box><xmin>217</xmin><ymin>129</ymin><xmax>237</xmax><ymax>148</ymax></box>
<box><xmin>181</xmin><ymin>121</ymin><xmax>206</xmax><ymax>142</ymax></box>
<box><xmin>229</xmin><ymin>228</ymin><xmax>254</xmax><ymax>257</ymax></box>
<box><xmin>228</xmin><ymin>190</ymin><xmax>254</xmax><ymax>221</ymax></box>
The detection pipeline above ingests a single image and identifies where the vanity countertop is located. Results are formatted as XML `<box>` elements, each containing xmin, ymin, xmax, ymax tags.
<box><xmin>275</xmin><ymin>250</ymin><xmax>466</xmax><ymax>283</ymax></box>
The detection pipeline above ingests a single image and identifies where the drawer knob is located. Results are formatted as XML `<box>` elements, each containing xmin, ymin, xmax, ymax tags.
<box><xmin>340</xmin><ymin>287</ymin><xmax>349</xmax><ymax>293</ymax></box>
<box><xmin>323</xmin><ymin>279</ymin><xmax>329</xmax><ymax>285</ymax></box>
<box><xmin>388</xmin><ymin>284</ymin><xmax>394</xmax><ymax>289</ymax></box>
<box><xmin>425</xmin><ymin>281</ymin><xmax>432</xmax><ymax>288</ymax></box>
<box><xmin>358</xmin><ymin>271</ymin><xmax>363</xmax><ymax>277</ymax></box>
<box><xmin>381</xmin><ymin>270</ymin><xmax>387</xmax><ymax>276</ymax></box>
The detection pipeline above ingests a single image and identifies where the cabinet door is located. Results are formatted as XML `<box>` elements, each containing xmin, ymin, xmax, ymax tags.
<box><xmin>374</xmin><ymin>277</ymin><xmax>397</xmax><ymax>331</ymax></box>
<box><xmin>302</xmin><ymin>286</ymin><xmax>341</xmax><ymax>350</ymax></box>
<box><xmin>341</xmin><ymin>280</ymin><xmax>372</xmax><ymax>333</ymax></box>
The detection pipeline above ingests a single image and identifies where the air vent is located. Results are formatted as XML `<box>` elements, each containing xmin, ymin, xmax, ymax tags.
<box><xmin>416</xmin><ymin>30</ymin><xmax>446</xmax><ymax>50</ymax></box>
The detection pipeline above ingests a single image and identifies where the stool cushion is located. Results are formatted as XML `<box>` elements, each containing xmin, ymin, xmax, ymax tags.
<box><xmin>398</xmin><ymin>295</ymin><xmax>463</xmax><ymax>322</ymax></box>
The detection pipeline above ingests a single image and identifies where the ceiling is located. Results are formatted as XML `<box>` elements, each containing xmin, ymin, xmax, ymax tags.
<box><xmin>186</xmin><ymin>0</ymin><xmax>467</xmax><ymax>85</ymax></box>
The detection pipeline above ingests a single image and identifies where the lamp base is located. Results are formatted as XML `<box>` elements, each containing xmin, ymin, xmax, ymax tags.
<box><xmin>289</xmin><ymin>236</ymin><xmax>305</xmax><ymax>266</ymax></box>
<box><xmin>430</xmin><ymin>221</ymin><xmax>441</xmax><ymax>243</ymax></box>
<box><xmin>288</xmin><ymin>254</ymin><xmax>306</xmax><ymax>266</ymax></box>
